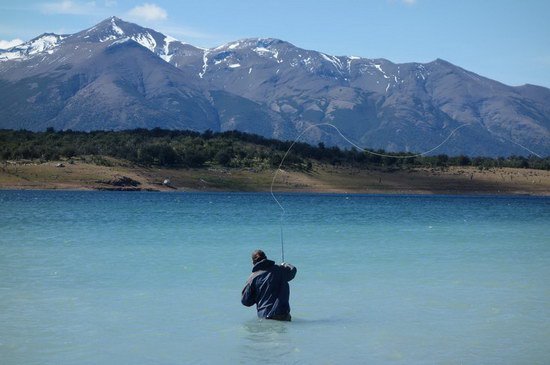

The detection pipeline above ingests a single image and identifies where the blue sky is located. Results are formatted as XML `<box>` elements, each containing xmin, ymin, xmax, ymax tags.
<box><xmin>1</xmin><ymin>0</ymin><xmax>549</xmax><ymax>88</ymax></box>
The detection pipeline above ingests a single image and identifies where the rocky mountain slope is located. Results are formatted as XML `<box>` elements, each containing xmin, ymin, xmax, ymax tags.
<box><xmin>1</xmin><ymin>17</ymin><xmax>548</xmax><ymax>156</ymax></box>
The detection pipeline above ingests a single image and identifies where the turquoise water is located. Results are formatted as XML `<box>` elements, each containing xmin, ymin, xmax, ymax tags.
<box><xmin>1</xmin><ymin>191</ymin><xmax>549</xmax><ymax>364</ymax></box>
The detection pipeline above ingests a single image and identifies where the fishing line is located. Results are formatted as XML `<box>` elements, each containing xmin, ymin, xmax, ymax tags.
<box><xmin>270</xmin><ymin>121</ymin><xmax>545</xmax><ymax>262</ymax></box>
<box><xmin>482</xmin><ymin>124</ymin><xmax>543</xmax><ymax>158</ymax></box>
<box><xmin>269</xmin><ymin>122</ymin><xmax>469</xmax><ymax>263</ymax></box>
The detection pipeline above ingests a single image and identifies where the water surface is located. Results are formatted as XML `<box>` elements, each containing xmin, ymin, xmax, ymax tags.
<box><xmin>1</xmin><ymin>191</ymin><xmax>549</xmax><ymax>364</ymax></box>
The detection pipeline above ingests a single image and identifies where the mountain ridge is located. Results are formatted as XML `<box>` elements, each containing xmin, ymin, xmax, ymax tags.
<box><xmin>1</xmin><ymin>16</ymin><xmax>548</xmax><ymax>157</ymax></box>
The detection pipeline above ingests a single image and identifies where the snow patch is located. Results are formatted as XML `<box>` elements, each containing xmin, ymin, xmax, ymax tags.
<box><xmin>0</xmin><ymin>34</ymin><xmax>66</xmax><ymax>62</ymax></box>
<box><xmin>131</xmin><ymin>33</ymin><xmax>157</xmax><ymax>52</ymax></box>
<box><xmin>228</xmin><ymin>41</ymin><xmax>240</xmax><ymax>50</ymax></box>
<box><xmin>111</xmin><ymin>18</ymin><xmax>124</xmax><ymax>36</ymax></box>
<box><xmin>110</xmin><ymin>37</ymin><xmax>130</xmax><ymax>46</ymax></box>
<box><xmin>199</xmin><ymin>50</ymin><xmax>209</xmax><ymax>78</ymax></box>
<box><xmin>321</xmin><ymin>53</ymin><xmax>343</xmax><ymax>71</ymax></box>
<box><xmin>159</xmin><ymin>35</ymin><xmax>176</xmax><ymax>63</ymax></box>
<box><xmin>414</xmin><ymin>64</ymin><xmax>430</xmax><ymax>80</ymax></box>
<box><xmin>347</xmin><ymin>56</ymin><xmax>361</xmax><ymax>73</ymax></box>
<box><xmin>29</xmin><ymin>35</ymin><xmax>63</xmax><ymax>54</ymax></box>
<box><xmin>253</xmin><ymin>46</ymin><xmax>279</xmax><ymax>60</ymax></box>
<box><xmin>374</xmin><ymin>64</ymin><xmax>389</xmax><ymax>79</ymax></box>
<box><xmin>160</xmin><ymin>54</ymin><xmax>173</xmax><ymax>62</ymax></box>
<box><xmin>228</xmin><ymin>63</ymin><xmax>241</xmax><ymax>68</ymax></box>
<box><xmin>100</xmin><ymin>35</ymin><xmax>117</xmax><ymax>42</ymax></box>
<box><xmin>0</xmin><ymin>50</ymin><xmax>22</xmax><ymax>61</ymax></box>
<box><xmin>163</xmin><ymin>35</ymin><xmax>176</xmax><ymax>54</ymax></box>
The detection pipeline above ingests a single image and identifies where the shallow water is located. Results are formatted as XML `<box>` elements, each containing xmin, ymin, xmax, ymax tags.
<box><xmin>1</xmin><ymin>191</ymin><xmax>549</xmax><ymax>364</ymax></box>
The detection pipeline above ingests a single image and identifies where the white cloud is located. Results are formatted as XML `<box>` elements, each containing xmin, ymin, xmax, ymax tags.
<box><xmin>402</xmin><ymin>0</ymin><xmax>416</xmax><ymax>4</ymax></box>
<box><xmin>127</xmin><ymin>3</ymin><xmax>167</xmax><ymax>22</ymax></box>
<box><xmin>41</xmin><ymin>0</ymin><xmax>97</xmax><ymax>15</ymax></box>
<box><xmin>0</xmin><ymin>38</ymin><xmax>24</xmax><ymax>49</ymax></box>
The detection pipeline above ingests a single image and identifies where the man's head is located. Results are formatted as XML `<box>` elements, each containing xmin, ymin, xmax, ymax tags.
<box><xmin>251</xmin><ymin>249</ymin><xmax>267</xmax><ymax>265</ymax></box>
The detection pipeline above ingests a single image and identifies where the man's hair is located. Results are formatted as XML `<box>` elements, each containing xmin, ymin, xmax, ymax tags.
<box><xmin>251</xmin><ymin>249</ymin><xmax>267</xmax><ymax>264</ymax></box>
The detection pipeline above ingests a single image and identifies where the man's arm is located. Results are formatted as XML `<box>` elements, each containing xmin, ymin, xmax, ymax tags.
<box><xmin>280</xmin><ymin>263</ymin><xmax>297</xmax><ymax>282</ymax></box>
<box><xmin>241</xmin><ymin>280</ymin><xmax>256</xmax><ymax>307</ymax></box>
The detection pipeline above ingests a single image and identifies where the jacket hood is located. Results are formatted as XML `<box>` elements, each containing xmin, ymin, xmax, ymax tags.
<box><xmin>252</xmin><ymin>259</ymin><xmax>275</xmax><ymax>272</ymax></box>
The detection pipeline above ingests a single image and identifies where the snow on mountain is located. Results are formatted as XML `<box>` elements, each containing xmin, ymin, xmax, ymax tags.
<box><xmin>0</xmin><ymin>17</ymin><xmax>429</xmax><ymax>88</ymax></box>
<box><xmin>160</xmin><ymin>35</ymin><xmax>177</xmax><ymax>62</ymax></box>
<box><xmin>0</xmin><ymin>16</ymin><xmax>548</xmax><ymax>156</ymax></box>
<box><xmin>75</xmin><ymin>17</ymin><xmax>201</xmax><ymax>69</ymax></box>
<box><xmin>0</xmin><ymin>17</ymin><xmax>185</xmax><ymax>66</ymax></box>
<box><xmin>76</xmin><ymin>17</ymin><xmax>167</xmax><ymax>53</ymax></box>
<box><xmin>0</xmin><ymin>33</ymin><xmax>66</xmax><ymax>61</ymax></box>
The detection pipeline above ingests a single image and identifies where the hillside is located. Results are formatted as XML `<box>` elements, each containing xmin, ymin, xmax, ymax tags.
<box><xmin>1</xmin><ymin>129</ymin><xmax>548</xmax><ymax>195</ymax></box>
<box><xmin>1</xmin><ymin>17</ymin><xmax>549</xmax><ymax>157</ymax></box>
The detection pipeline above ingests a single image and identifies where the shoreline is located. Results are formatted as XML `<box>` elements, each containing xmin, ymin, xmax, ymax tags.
<box><xmin>1</xmin><ymin>187</ymin><xmax>547</xmax><ymax>198</ymax></box>
<box><xmin>1</xmin><ymin>160</ymin><xmax>549</xmax><ymax>196</ymax></box>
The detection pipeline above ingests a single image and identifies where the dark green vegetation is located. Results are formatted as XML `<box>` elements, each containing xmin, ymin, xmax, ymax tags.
<box><xmin>1</xmin><ymin>128</ymin><xmax>549</xmax><ymax>170</ymax></box>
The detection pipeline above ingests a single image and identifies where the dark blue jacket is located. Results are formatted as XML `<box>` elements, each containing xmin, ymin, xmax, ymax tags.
<box><xmin>241</xmin><ymin>259</ymin><xmax>297</xmax><ymax>319</ymax></box>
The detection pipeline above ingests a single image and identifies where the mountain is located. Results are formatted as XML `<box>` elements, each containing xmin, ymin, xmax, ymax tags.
<box><xmin>0</xmin><ymin>18</ymin><xmax>218</xmax><ymax>132</ymax></box>
<box><xmin>1</xmin><ymin>17</ymin><xmax>548</xmax><ymax>157</ymax></box>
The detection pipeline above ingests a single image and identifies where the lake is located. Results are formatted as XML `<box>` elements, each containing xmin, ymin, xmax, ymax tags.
<box><xmin>1</xmin><ymin>191</ymin><xmax>549</xmax><ymax>364</ymax></box>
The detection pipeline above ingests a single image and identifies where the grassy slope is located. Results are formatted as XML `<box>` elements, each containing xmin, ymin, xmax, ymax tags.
<box><xmin>1</xmin><ymin>158</ymin><xmax>549</xmax><ymax>195</ymax></box>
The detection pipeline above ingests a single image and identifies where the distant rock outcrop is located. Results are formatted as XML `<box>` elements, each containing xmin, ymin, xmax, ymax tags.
<box><xmin>97</xmin><ymin>175</ymin><xmax>140</xmax><ymax>188</ymax></box>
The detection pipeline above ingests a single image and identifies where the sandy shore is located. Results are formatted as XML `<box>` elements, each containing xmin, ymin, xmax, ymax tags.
<box><xmin>0</xmin><ymin>160</ymin><xmax>549</xmax><ymax>195</ymax></box>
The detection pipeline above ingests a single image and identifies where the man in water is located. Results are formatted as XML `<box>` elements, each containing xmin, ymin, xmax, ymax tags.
<box><xmin>241</xmin><ymin>249</ymin><xmax>297</xmax><ymax>321</ymax></box>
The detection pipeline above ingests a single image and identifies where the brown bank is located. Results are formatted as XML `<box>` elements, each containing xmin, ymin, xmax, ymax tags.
<box><xmin>0</xmin><ymin>159</ymin><xmax>549</xmax><ymax>195</ymax></box>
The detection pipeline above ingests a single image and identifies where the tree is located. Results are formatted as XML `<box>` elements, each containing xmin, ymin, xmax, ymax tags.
<box><xmin>215</xmin><ymin>149</ymin><xmax>232</xmax><ymax>167</ymax></box>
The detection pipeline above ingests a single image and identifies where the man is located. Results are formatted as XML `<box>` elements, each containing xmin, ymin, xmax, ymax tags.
<box><xmin>241</xmin><ymin>249</ymin><xmax>297</xmax><ymax>321</ymax></box>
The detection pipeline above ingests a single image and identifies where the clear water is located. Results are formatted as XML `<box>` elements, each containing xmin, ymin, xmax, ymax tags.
<box><xmin>1</xmin><ymin>191</ymin><xmax>549</xmax><ymax>364</ymax></box>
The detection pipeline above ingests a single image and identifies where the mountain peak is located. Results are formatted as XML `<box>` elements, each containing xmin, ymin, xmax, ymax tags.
<box><xmin>214</xmin><ymin>37</ymin><xmax>289</xmax><ymax>52</ymax></box>
<box><xmin>0</xmin><ymin>17</ymin><xmax>548</xmax><ymax>157</ymax></box>
<box><xmin>78</xmin><ymin>16</ymin><xmax>135</xmax><ymax>42</ymax></box>
<box><xmin>97</xmin><ymin>16</ymin><xmax>126</xmax><ymax>26</ymax></box>
<box><xmin>108</xmin><ymin>16</ymin><xmax>125</xmax><ymax>36</ymax></box>
<box><xmin>72</xmin><ymin>16</ymin><xmax>179</xmax><ymax>55</ymax></box>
